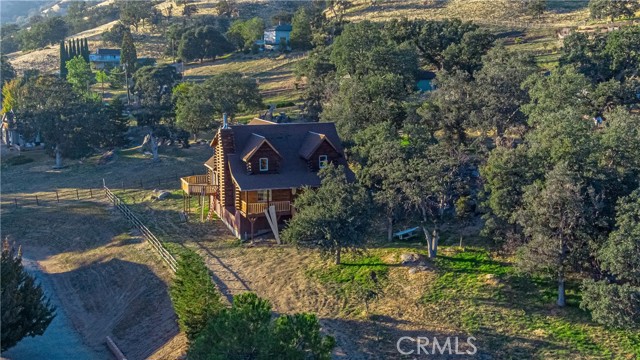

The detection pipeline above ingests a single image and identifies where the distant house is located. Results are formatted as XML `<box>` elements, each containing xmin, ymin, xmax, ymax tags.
<box><xmin>180</xmin><ymin>116</ymin><xmax>353</xmax><ymax>240</ymax></box>
<box><xmin>263</xmin><ymin>24</ymin><xmax>292</xmax><ymax>49</ymax></box>
<box><xmin>89</xmin><ymin>49</ymin><xmax>121</xmax><ymax>69</ymax></box>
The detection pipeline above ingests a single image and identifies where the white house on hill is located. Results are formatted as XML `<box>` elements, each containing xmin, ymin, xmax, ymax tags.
<box><xmin>261</xmin><ymin>24</ymin><xmax>292</xmax><ymax>49</ymax></box>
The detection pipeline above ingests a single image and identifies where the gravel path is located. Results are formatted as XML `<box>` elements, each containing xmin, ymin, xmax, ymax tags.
<box><xmin>1</xmin><ymin>258</ymin><xmax>107</xmax><ymax>360</ymax></box>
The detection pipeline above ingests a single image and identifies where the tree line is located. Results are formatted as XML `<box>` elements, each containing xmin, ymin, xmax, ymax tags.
<box><xmin>287</xmin><ymin>17</ymin><xmax>640</xmax><ymax>330</ymax></box>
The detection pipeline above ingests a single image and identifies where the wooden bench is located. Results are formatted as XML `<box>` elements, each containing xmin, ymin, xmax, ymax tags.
<box><xmin>393</xmin><ymin>227</ymin><xmax>420</xmax><ymax>241</ymax></box>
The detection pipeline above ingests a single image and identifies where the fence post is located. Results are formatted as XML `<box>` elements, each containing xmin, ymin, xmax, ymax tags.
<box><xmin>140</xmin><ymin>180</ymin><xmax>143</xmax><ymax>189</ymax></box>
<box><xmin>56</xmin><ymin>191</ymin><xmax>60</xmax><ymax>203</ymax></box>
<box><xmin>122</xmin><ymin>181</ymin><xmax>125</xmax><ymax>190</ymax></box>
<box><xmin>14</xmin><ymin>198</ymin><xmax>18</xmax><ymax>208</ymax></box>
<box><xmin>35</xmin><ymin>195</ymin><xmax>39</xmax><ymax>206</ymax></box>
<box><xmin>89</xmin><ymin>188</ymin><xmax>93</xmax><ymax>198</ymax></box>
<box><xmin>76</xmin><ymin>189</ymin><xmax>80</xmax><ymax>200</ymax></box>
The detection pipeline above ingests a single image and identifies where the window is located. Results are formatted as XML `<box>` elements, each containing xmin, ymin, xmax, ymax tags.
<box><xmin>259</xmin><ymin>158</ymin><xmax>269</xmax><ymax>172</ymax></box>
<box><xmin>319</xmin><ymin>155</ymin><xmax>328</xmax><ymax>169</ymax></box>
<box><xmin>257</xmin><ymin>190</ymin><xmax>271</xmax><ymax>202</ymax></box>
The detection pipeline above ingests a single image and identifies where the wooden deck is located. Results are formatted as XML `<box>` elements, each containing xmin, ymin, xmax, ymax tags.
<box><xmin>181</xmin><ymin>175</ymin><xmax>216</xmax><ymax>196</ymax></box>
<box><xmin>239</xmin><ymin>200</ymin><xmax>291</xmax><ymax>216</ymax></box>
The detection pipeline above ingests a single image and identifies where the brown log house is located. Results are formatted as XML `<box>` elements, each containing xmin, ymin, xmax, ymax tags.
<box><xmin>180</xmin><ymin>117</ymin><xmax>352</xmax><ymax>239</ymax></box>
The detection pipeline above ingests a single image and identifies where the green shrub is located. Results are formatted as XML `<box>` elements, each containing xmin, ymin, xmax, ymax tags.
<box><xmin>169</xmin><ymin>250</ymin><xmax>223</xmax><ymax>340</ymax></box>
<box><xmin>188</xmin><ymin>293</ymin><xmax>334</xmax><ymax>360</ymax></box>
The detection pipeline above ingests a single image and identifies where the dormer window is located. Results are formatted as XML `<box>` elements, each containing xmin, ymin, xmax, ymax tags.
<box><xmin>319</xmin><ymin>155</ymin><xmax>328</xmax><ymax>169</ymax></box>
<box><xmin>259</xmin><ymin>158</ymin><xmax>269</xmax><ymax>172</ymax></box>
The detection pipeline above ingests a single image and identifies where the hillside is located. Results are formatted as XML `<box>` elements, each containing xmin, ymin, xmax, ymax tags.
<box><xmin>3</xmin><ymin>3</ymin><xmax>639</xmax><ymax>358</ymax></box>
<box><xmin>6</xmin><ymin>0</ymin><xmax>598</xmax><ymax>75</ymax></box>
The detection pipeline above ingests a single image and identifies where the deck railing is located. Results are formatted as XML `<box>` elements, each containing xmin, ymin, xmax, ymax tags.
<box><xmin>181</xmin><ymin>175</ymin><xmax>216</xmax><ymax>195</ymax></box>
<box><xmin>240</xmin><ymin>200</ymin><xmax>291</xmax><ymax>215</ymax></box>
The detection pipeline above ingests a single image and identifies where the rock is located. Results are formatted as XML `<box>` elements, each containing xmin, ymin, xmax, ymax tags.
<box><xmin>408</xmin><ymin>265</ymin><xmax>429</xmax><ymax>275</ymax></box>
<box><xmin>98</xmin><ymin>150</ymin><xmax>115</xmax><ymax>165</ymax></box>
<box><xmin>157</xmin><ymin>191</ymin><xmax>171</xmax><ymax>200</ymax></box>
<box><xmin>400</xmin><ymin>253</ymin><xmax>423</xmax><ymax>265</ymax></box>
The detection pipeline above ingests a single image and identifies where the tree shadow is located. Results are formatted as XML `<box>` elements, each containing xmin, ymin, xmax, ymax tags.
<box><xmin>1</xmin><ymin>202</ymin><xmax>183</xmax><ymax>359</ymax></box>
<box><xmin>48</xmin><ymin>257</ymin><xmax>180</xmax><ymax>360</ymax></box>
<box><xmin>191</xmin><ymin>240</ymin><xmax>252</xmax><ymax>304</ymax></box>
<box><xmin>4</xmin><ymin>256</ymin><xmax>180</xmax><ymax>360</ymax></box>
<box><xmin>546</xmin><ymin>0</ymin><xmax>589</xmax><ymax>14</ymax></box>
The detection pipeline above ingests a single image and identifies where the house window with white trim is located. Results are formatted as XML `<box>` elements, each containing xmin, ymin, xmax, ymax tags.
<box><xmin>319</xmin><ymin>155</ymin><xmax>328</xmax><ymax>169</ymax></box>
<box><xmin>259</xmin><ymin>158</ymin><xmax>269</xmax><ymax>172</ymax></box>
<box><xmin>257</xmin><ymin>190</ymin><xmax>271</xmax><ymax>202</ymax></box>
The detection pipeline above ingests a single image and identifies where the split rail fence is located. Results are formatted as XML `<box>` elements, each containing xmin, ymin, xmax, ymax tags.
<box><xmin>6</xmin><ymin>169</ymin><xmax>202</xmax><ymax>208</ymax></box>
<box><xmin>104</xmin><ymin>185</ymin><xmax>177</xmax><ymax>273</ymax></box>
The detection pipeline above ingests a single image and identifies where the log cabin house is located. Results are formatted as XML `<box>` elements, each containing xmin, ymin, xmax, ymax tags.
<box><xmin>180</xmin><ymin>117</ymin><xmax>352</xmax><ymax>240</ymax></box>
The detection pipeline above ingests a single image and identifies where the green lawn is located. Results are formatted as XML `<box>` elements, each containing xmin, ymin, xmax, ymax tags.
<box><xmin>418</xmin><ymin>247</ymin><xmax>639</xmax><ymax>358</ymax></box>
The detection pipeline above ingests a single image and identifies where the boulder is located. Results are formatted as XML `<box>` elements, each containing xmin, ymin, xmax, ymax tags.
<box><xmin>400</xmin><ymin>253</ymin><xmax>422</xmax><ymax>265</ymax></box>
<box><xmin>157</xmin><ymin>191</ymin><xmax>171</xmax><ymax>200</ymax></box>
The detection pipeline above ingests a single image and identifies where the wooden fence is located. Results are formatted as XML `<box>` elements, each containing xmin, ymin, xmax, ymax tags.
<box><xmin>104</xmin><ymin>185</ymin><xmax>178</xmax><ymax>273</ymax></box>
<box><xmin>6</xmin><ymin>170</ymin><xmax>202</xmax><ymax>208</ymax></box>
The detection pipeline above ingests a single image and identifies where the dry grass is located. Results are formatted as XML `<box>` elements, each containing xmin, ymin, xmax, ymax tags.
<box><xmin>3</xmin><ymin>140</ymin><xmax>639</xmax><ymax>358</ymax></box>
<box><xmin>0</xmin><ymin>144</ymin><xmax>215</xmax><ymax>358</ymax></box>
<box><xmin>1</xmin><ymin>202</ymin><xmax>186</xmax><ymax>359</ymax></box>
<box><xmin>343</xmin><ymin>0</ymin><xmax>590</xmax><ymax>28</ymax></box>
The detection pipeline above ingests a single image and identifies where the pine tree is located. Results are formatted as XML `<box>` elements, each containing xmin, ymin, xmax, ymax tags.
<box><xmin>120</xmin><ymin>30</ymin><xmax>137</xmax><ymax>77</ymax></box>
<box><xmin>101</xmin><ymin>96</ymin><xmax>129</xmax><ymax>147</ymax></box>
<box><xmin>1</xmin><ymin>239</ymin><xmax>56</xmax><ymax>351</ymax></box>
<box><xmin>83</xmin><ymin>38</ymin><xmax>90</xmax><ymax>62</ymax></box>
<box><xmin>169</xmin><ymin>250</ymin><xmax>223</xmax><ymax>340</ymax></box>
<box><xmin>290</xmin><ymin>7</ymin><xmax>312</xmax><ymax>50</ymax></box>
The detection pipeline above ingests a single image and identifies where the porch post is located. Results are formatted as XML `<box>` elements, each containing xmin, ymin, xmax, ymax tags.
<box><xmin>249</xmin><ymin>217</ymin><xmax>256</xmax><ymax>240</ymax></box>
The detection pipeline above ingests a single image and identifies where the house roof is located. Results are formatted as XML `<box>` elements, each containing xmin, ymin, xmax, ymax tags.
<box><xmin>223</xmin><ymin>122</ymin><xmax>352</xmax><ymax>191</ymax></box>
<box><xmin>267</xmin><ymin>24</ymin><xmax>292</xmax><ymax>32</ymax></box>
<box><xmin>240</xmin><ymin>133</ymin><xmax>282</xmax><ymax>161</ymax></box>
<box><xmin>204</xmin><ymin>155</ymin><xmax>216</xmax><ymax>170</ymax></box>
<box><xmin>298</xmin><ymin>131</ymin><xmax>338</xmax><ymax>160</ymax></box>
<box><xmin>95</xmin><ymin>49</ymin><xmax>120</xmax><ymax>56</ymax></box>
